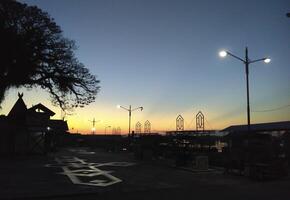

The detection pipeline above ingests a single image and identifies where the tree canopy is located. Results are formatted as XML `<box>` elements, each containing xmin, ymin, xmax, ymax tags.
<box><xmin>0</xmin><ymin>0</ymin><xmax>100</xmax><ymax>110</ymax></box>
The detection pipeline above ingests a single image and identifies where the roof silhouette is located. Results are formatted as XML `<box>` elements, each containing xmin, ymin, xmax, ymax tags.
<box><xmin>222</xmin><ymin>121</ymin><xmax>290</xmax><ymax>132</ymax></box>
<box><xmin>8</xmin><ymin>93</ymin><xmax>27</xmax><ymax>120</ymax></box>
<box><xmin>28</xmin><ymin>103</ymin><xmax>55</xmax><ymax>117</ymax></box>
<box><xmin>7</xmin><ymin>93</ymin><xmax>55</xmax><ymax>123</ymax></box>
<box><xmin>49</xmin><ymin>119</ymin><xmax>69</xmax><ymax>131</ymax></box>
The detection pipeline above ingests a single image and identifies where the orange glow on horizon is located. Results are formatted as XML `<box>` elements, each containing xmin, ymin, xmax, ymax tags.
<box><xmin>1</xmin><ymin>88</ymin><xmax>289</xmax><ymax>135</ymax></box>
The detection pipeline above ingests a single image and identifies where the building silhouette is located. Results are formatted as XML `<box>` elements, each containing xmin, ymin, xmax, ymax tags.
<box><xmin>0</xmin><ymin>93</ymin><xmax>68</xmax><ymax>155</ymax></box>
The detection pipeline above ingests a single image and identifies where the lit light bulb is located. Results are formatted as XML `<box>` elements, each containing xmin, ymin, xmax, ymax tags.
<box><xmin>219</xmin><ymin>50</ymin><xmax>227</xmax><ymax>57</ymax></box>
<box><xmin>264</xmin><ymin>58</ymin><xmax>271</xmax><ymax>63</ymax></box>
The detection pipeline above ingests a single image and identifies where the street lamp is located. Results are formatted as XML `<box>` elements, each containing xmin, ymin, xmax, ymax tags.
<box><xmin>117</xmin><ymin>104</ymin><xmax>143</xmax><ymax>135</ymax></box>
<box><xmin>89</xmin><ymin>118</ymin><xmax>102</xmax><ymax>135</ymax></box>
<box><xmin>219</xmin><ymin>47</ymin><xmax>271</xmax><ymax>132</ymax></box>
<box><xmin>105</xmin><ymin>126</ymin><xmax>111</xmax><ymax>135</ymax></box>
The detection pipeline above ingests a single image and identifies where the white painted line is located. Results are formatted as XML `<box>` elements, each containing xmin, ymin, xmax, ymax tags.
<box><xmin>47</xmin><ymin>155</ymin><xmax>134</xmax><ymax>187</ymax></box>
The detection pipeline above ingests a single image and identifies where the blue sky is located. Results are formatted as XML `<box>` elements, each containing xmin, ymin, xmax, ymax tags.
<box><xmin>2</xmin><ymin>0</ymin><xmax>290</xmax><ymax>133</ymax></box>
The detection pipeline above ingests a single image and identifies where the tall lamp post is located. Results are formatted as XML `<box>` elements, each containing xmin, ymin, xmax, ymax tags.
<box><xmin>105</xmin><ymin>126</ymin><xmax>111</xmax><ymax>135</ymax></box>
<box><xmin>89</xmin><ymin>118</ymin><xmax>101</xmax><ymax>135</ymax></box>
<box><xmin>117</xmin><ymin>105</ymin><xmax>143</xmax><ymax>135</ymax></box>
<box><xmin>219</xmin><ymin>47</ymin><xmax>271</xmax><ymax>132</ymax></box>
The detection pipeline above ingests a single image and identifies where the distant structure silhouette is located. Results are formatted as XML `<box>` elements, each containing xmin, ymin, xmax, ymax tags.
<box><xmin>116</xmin><ymin>127</ymin><xmax>121</xmax><ymax>135</ymax></box>
<box><xmin>176</xmin><ymin>115</ymin><xmax>184</xmax><ymax>131</ymax></box>
<box><xmin>89</xmin><ymin>118</ymin><xmax>97</xmax><ymax>135</ymax></box>
<box><xmin>196</xmin><ymin>111</ymin><xmax>205</xmax><ymax>131</ymax></box>
<box><xmin>144</xmin><ymin>120</ymin><xmax>151</xmax><ymax>134</ymax></box>
<box><xmin>135</xmin><ymin>122</ymin><xmax>142</xmax><ymax>134</ymax></box>
<box><xmin>112</xmin><ymin>127</ymin><xmax>121</xmax><ymax>135</ymax></box>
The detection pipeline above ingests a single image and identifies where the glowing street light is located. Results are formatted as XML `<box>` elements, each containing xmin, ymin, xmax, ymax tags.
<box><xmin>219</xmin><ymin>50</ymin><xmax>227</xmax><ymax>57</ymax></box>
<box><xmin>117</xmin><ymin>104</ymin><xmax>143</xmax><ymax>135</ymax></box>
<box><xmin>89</xmin><ymin>118</ymin><xmax>101</xmax><ymax>135</ymax></box>
<box><xmin>91</xmin><ymin>127</ymin><xmax>96</xmax><ymax>133</ymax></box>
<box><xmin>219</xmin><ymin>47</ymin><xmax>271</xmax><ymax>132</ymax></box>
<box><xmin>264</xmin><ymin>58</ymin><xmax>271</xmax><ymax>63</ymax></box>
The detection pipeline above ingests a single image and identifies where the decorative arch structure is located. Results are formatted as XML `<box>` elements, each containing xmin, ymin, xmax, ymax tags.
<box><xmin>135</xmin><ymin>122</ymin><xmax>142</xmax><ymax>134</ymax></box>
<box><xmin>144</xmin><ymin>120</ymin><xmax>151</xmax><ymax>133</ymax></box>
<box><xmin>196</xmin><ymin>111</ymin><xmax>204</xmax><ymax>131</ymax></box>
<box><xmin>176</xmin><ymin>115</ymin><xmax>184</xmax><ymax>131</ymax></box>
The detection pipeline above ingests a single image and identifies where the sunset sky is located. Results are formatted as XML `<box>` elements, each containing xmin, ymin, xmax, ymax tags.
<box><xmin>1</xmin><ymin>0</ymin><xmax>290</xmax><ymax>134</ymax></box>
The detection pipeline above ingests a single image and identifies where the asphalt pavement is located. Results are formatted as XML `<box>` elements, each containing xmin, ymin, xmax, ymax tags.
<box><xmin>1</xmin><ymin>147</ymin><xmax>290</xmax><ymax>200</ymax></box>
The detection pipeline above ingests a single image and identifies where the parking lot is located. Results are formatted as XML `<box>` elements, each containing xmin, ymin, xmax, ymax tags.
<box><xmin>1</xmin><ymin>147</ymin><xmax>290</xmax><ymax>200</ymax></box>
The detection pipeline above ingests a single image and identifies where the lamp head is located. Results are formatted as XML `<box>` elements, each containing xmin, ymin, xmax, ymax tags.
<box><xmin>219</xmin><ymin>50</ymin><xmax>227</xmax><ymax>58</ymax></box>
<box><xmin>117</xmin><ymin>105</ymin><xmax>121</xmax><ymax>109</ymax></box>
<box><xmin>264</xmin><ymin>58</ymin><xmax>271</xmax><ymax>63</ymax></box>
<box><xmin>140</xmin><ymin>107</ymin><xmax>143</xmax><ymax>111</ymax></box>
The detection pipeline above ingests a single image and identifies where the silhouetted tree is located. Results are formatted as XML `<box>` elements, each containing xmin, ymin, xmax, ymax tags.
<box><xmin>0</xmin><ymin>0</ymin><xmax>100</xmax><ymax>110</ymax></box>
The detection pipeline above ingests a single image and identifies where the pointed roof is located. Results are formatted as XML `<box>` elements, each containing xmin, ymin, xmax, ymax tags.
<box><xmin>28</xmin><ymin>103</ymin><xmax>55</xmax><ymax>117</ymax></box>
<box><xmin>8</xmin><ymin>93</ymin><xmax>27</xmax><ymax>120</ymax></box>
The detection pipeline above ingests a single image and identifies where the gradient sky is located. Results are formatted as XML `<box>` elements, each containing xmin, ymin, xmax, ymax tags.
<box><xmin>1</xmin><ymin>0</ymin><xmax>290</xmax><ymax>134</ymax></box>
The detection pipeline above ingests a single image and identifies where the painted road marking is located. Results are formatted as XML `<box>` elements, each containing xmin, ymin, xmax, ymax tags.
<box><xmin>46</xmin><ymin>155</ymin><xmax>135</xmax><ymax>187</ymax></box>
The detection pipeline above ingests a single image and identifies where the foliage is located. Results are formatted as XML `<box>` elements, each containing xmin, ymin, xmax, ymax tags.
<box><xmin>0</xmin><ymin>0</ymin><xmax>100</xmax><ymax>110</ymax></box>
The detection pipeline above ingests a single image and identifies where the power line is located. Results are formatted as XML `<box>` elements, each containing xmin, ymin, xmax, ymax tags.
<box><xmin>205</xmin><ymin>117</ymin><xmax>213</xmax><ymax>130</ymax></box>
<box><xmin>185</xmin><ymin>117</ymin><xmax>195</xmax><ymax>129</ymax></box>
<box><xmin>252</xmin><ymin>104</ymin><xmax>290</xmax><ymax>112</ymax></box>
